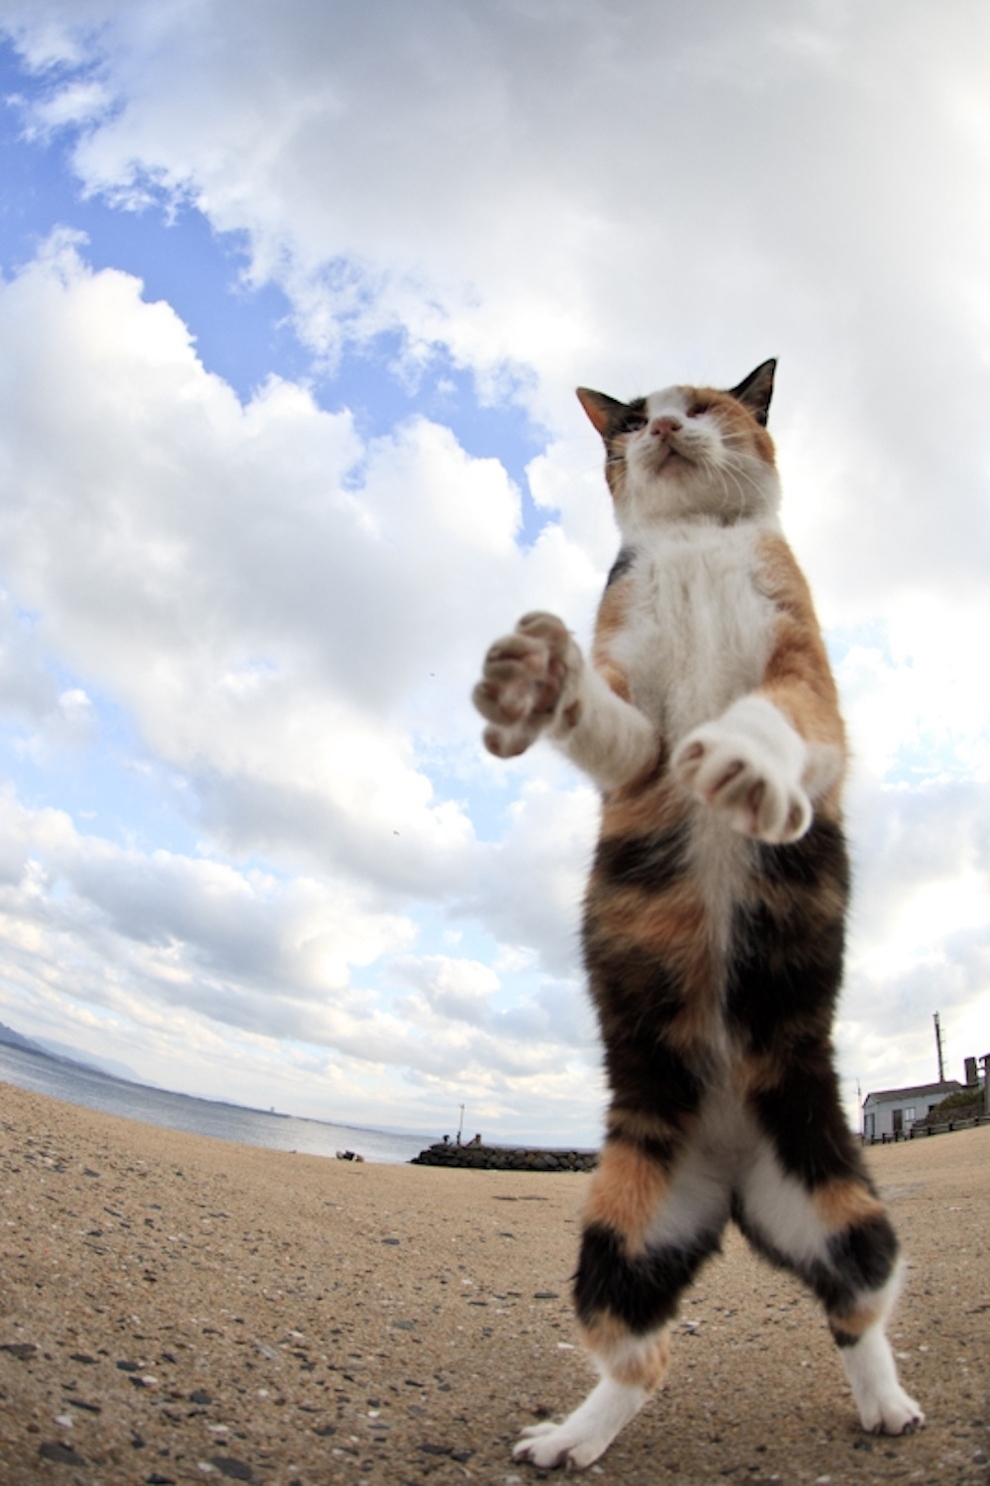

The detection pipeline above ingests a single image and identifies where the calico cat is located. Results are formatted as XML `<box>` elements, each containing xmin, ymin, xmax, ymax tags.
<box><xmin>472</xmin><ymin>361</ymin><xmax>923</xmax><ymax>1470</ymax></box>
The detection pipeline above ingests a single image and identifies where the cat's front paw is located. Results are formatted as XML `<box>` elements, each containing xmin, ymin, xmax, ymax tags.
<box><xmin>672</xmin><ymin>698</ymin><xmax>811</xmax><ymax>844</ymax></box>
<box><xmin>473</xmin><ymin>612</ymin><xmax>581</xmax><ymax>759</ymax></box>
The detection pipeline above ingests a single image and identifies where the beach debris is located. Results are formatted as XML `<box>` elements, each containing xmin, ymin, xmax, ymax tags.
<box><xmin>0</xmin><ymin>1341</ymin><xmax>37</xmax><ymax>1361</ymax></box>
<box><xmin>335</xmin><ymin>1149</ymin><xmax>364</xmax><ymax>1161</ymax></box>
<box><xmin>210</xmin><ymin>1460</ymin><xmax>254</xmax><ymax>1481</ymax></box>
<box><xmin>39</xmin><ymin>1441</ymin><xmax>85</xmax><ymax>1465</ymax></box>
<box><xmin>65</xmin><ymin>1396</ymin><xmax>102</xmax><ymax>1413</ymax></box>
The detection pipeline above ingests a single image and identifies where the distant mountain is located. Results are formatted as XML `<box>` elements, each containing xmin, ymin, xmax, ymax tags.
<box><xmin>0</xmin><ymin>1021</ymin><xmax>47</xmax><ymax>1056</ymax></box>
<box><xmin>36</xmin><ymin>1037</ymin><xmax>144</xmax><ymax>1084</ymax></box>
<box><xmin>0</xmin><ymin>1020</ymin><xmax>143</xmax><ymax>1084</ymax></box>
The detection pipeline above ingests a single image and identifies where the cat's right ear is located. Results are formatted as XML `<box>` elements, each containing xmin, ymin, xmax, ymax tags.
<box><xmin>576</xmin><ymin>387</ymin><xmax>629</xmax><ymax>437</ymax></box>
<box><xmin>727</xmin><ymin>359</ymin><xmax>777</xmax><ymax>427</ymax></box>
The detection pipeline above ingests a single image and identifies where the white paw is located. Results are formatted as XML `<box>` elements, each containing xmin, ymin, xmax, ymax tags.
<box><xmin>671</xmin><ymin>697</ymin><xmax>811</xmax><ymax>844</ymax></box>
<box><xmin>859</xmin><ymin>1384</ymin><xmax>925</xmax><ymax>1436</ymax></box>
<box><xmin>513</xmin><ymin>1418</ymin><xmax>609</xmax><ymax>1472</ymax></box>
<box><xmin>511</xmin><ymin>1378</ymin><xmax>647</xmax><ymax>1471</ymax></box>
<box><xmin>841</xmin><ymin>1323</ymin><xmax>924</xmax><ymax>1436</ymax></box>
<box><xmin>473</xmin><ymin>612</ymin><xmax>581</xmax><ymax>759</ymax></box>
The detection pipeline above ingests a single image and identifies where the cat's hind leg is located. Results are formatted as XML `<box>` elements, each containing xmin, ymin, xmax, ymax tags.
<box><xmin>514</xmin><ymin>1130</ymin><xmax>727</xmax><ymax>1470</ymax></box>
<box><xmin>824</xmin><ymin>1207</ymin><xmax>923</xmax><ymax>1434</ymax></box>
<box><xmin>735</xmin><ymin>1135</ymin><xmax>923</xmax><ymax>1435</ymax></box>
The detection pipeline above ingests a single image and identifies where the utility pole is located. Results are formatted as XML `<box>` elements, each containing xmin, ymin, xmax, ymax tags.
<box><xmin>456</xmin><ymin>1104</ymin><xmax>465</xmax><ymax>1146</ymax></box>
<box><xmin>933</xmin><ymin>1011</ymin><xmax>945</xmax><ymax>1083</ymax></box>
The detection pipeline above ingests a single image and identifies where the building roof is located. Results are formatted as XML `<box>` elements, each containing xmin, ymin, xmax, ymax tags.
<box><xmin>863</xmin><ymin>1080</ymin><xmax>962</xmax><ymax>1107</ymax></box>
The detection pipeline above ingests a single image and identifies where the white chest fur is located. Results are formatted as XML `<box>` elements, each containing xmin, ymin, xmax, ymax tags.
<box><xmin>608</xmin><ymin>522</ymin><xmax>777</xmax><ymax>748</ymax></box>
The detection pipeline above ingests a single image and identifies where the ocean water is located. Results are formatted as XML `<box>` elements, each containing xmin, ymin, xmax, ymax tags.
<box><xmin>0</xmin><ymin>1042</ymin><xmax>437</xmax><ymax>1165</ymax></box>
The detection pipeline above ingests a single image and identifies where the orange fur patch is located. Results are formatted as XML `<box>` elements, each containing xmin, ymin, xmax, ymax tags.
<box><xmin>584</xmin><ymin>1140</ymin><xmax>669</xmax><ymax>1255</ymax></box>
<box><xmin>596</xmin><ymin>660</ymin><xmax>632</xmax><ymax>704</ymax></box>
<box><xmin>580</xmin><ymin>1316</ymin><xmax>672</xmax><ymax>1391</ymax></box>
<box><xmin>593</xmin><ymin>576</ymin><xmax>633</xmax><ymax>650</ymax></box>
<box><xmin>605</xmin><ymin>1107</ymin><xmax>685</xmax><ymax>1151</ymax></box>
<box><xmin>754</xmin><ymin>533</ymin><xmax>847</xmax><ymax>812</ymax></box>
<box><xmin>813</xmin><ymin>1178</ymin><xmax>885</xmax><ymax>1233</ymax></box>
<box><xmin>592</xmin><ymin>577</ymin><xmax>635</xmax><ymax>703</ymax></box>
<box><xmin>828</xmin><ymin>1300</ymin><xmax>884</xmax><ymax>1339</ymax></box>
<box><xmin>598</xmin><ymin>779</ymin><xmax>686</xmax><ymax>840</ymax></box>
<box><xmin>684</xmin><ymin>385</ymin><xmax>776</xmax><ymax>467</ymax></box>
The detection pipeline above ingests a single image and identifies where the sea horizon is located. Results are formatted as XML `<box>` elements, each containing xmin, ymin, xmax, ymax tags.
<box><xmin>0</xmin><ymin>1039</ymin><xmax>439</xmax><ymax>1165</ymax></box>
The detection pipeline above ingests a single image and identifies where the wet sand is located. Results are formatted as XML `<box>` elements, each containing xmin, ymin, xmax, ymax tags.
<box><xmin>1</xmin><ymin>1081</ymin><xmax>987</xmax><ymax>1485</ymax></box>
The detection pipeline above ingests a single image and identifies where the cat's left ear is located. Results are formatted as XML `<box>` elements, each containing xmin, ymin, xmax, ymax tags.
<box><xmin>727</xmin><ymin>359</ymin><xmax>777</xmax><ymax>426</ymax></box>
<box><xmin>576</xmin><ymin>387</ymin><xmax>630</xmax><ymax>437</ymax></box>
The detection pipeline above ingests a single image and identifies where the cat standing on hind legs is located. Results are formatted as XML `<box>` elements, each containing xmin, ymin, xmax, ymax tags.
<box><xmin>473</xmin><ymin>359</ymin><xmax>923</xmax><ymax>1471</ymax></box>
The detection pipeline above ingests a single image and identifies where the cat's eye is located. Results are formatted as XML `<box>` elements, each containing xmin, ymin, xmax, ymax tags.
<box><xmin>686</xmin><ymin>402</ymin><xmax>709</xmax><ymax>418</ymax></box>
<box><xmin>622</xmin><ymin>415</ymin><xmax>647</xmax><ymax>432</ymax></box>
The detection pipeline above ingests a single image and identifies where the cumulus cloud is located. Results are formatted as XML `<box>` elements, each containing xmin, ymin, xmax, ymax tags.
<box><xmin>0</xmin><ymin>785</ymin><xmax>605</xmax><ymax>1134</ymax></box>
<box><xmin>0</xmin><ymin>238</ymin><xmax>608</xmax><ymax>1131</ymax></box>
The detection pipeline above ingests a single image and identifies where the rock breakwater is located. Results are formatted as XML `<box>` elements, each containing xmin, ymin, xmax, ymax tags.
<box><xmin>409</xmin><ymin>1141</ymin><xmax>597</xmax><ymax>1172</ymax></box>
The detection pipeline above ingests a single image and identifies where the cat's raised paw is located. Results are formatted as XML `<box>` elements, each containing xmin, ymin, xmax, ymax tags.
<box><xmin>473</xmin><ymin>612</ymin><xmax>581</xmax><ymax>759</ymax></box>
<box><xmin>672</xmin><ymin>719</ymin><xmax>811</xmax><ymax>843</ymax></box>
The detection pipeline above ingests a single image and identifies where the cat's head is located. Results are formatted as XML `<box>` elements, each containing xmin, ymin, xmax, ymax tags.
<box><xmin>576</xmin><ymin>359</ymin><xmax>780</xmax><ymax>532</ymax></box>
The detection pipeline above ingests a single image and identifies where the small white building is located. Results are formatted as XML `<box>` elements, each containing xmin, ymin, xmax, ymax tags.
<box><xmin>862</xmin><ymin>1080</ymin><xmax>962</xmax><ymax>1141</ymax></box>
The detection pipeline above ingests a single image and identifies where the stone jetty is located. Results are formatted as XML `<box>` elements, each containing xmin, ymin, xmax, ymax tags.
<box><xmin>410</xmin><ymin>1140</ymin><xmax>597</xmax><ymax>1172</ymax></box>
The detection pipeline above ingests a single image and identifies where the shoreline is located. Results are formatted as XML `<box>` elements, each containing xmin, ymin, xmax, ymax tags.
<box><xmin>1</xmin><ymin>1082</ymin><xmax>988</xmax><ymax>1485</ymax></box>
<box><xmin>0</xmin><ymin>1047</ymin><xmax>436</xmax><ymax>1165</ymax></box>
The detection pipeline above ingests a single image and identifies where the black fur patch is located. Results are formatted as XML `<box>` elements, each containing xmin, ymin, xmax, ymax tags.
<box><xmin>610</xmin><ymin>397</ymin><xmax>647</xmax><ymax>435</ymax></box>
<box><xmin>827</xmin><ymin>1213</ymin><xmax>899</xmax><ymax>1297</ymax></box>
<box><xmin>603</xmin><ymin>1025</ymin><xmax>705</xmax><ymax>1127</ymax></box>
<box><xmin>727</xmin><ymin>896</ymin><xmax>846</xmax><ymax>1052</ymax></box>
<box><xmin>605</xmin><ymin>546</ymin><xmax>636</xmax><ymax>588</ymax></box>
<box><xmin>574</xmin><ymin>1221</ymin><xmax>722</xmax><ymax>1334</ymax></box>
<box><xmin>731</xmin><ymin>1199</ymin><xmax>897</xmax><ymax>1319</ymax></box>
<box><xmin>602</xmin><ymin>1123</ymin><xmax>682</xmax><ymax>1174</ymax></box>
<box><xmin>583</xmin><ymin>926</ymin><xmax>705</xmax><ymax>1123</ymax></box>
<box><xmin>750</xmin><ymin>1051</ymin><xmax>863</xmax><ymax>1189</ymax></box>
<box><xmin>593</xmin><ymin>823</ymin><xmax>690</xmax><ymax>893</ymax></box>
<box><xmin>755</xmin><ymin>818</ymin><xmax>850</xmax><ymax>893</ymax></box>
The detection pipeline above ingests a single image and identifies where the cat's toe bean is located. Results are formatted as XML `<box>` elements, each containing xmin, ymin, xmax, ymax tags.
<box><xmin>517</xmin><ymin>610</ymin><xmax>570</xmax><ymax>648</ymax></box>
<box><xmin>473</xmin><ymin>613</ymin><xmax>581</xmax><ymax>763</ymax></box>
<box><xmin>481</xmin><ymin>722</ymin><xmax>532</xmax><ymax>759</ymax></box>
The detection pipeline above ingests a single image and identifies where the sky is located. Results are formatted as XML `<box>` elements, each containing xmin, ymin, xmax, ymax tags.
<box><xmin>0</xmin><ymin>0</ymin><xmax>987</xmax><ymax>1144</ymax></box>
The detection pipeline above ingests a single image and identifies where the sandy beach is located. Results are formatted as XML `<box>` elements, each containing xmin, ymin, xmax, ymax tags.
<box><xmin>1</xmin><ymin>1082</ymin><xmax>987</xmax><ymax>1486</ymax></box>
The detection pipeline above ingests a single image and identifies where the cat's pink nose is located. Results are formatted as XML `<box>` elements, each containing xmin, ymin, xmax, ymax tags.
<box><xmin>650</xmin><ymin>415</ymin><xmax>682</xmax><ymax>439</ymax></box>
